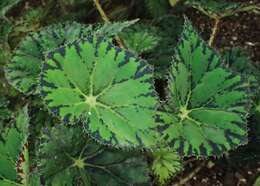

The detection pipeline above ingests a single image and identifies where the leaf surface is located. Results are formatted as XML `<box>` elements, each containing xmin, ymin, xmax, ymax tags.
<box><xmin>0</xmin><ymin>106</ymin><xmax>29</xmax><ymax>184</ymax></box>
<box><xmin>158</xmin><ymin>19</ymin><xmax>249</xmax><ymax>156</ymax></box>
<box><xmin>5</xmin><ymin>22</ymin><xmax>93</xmax><ymax>95</ymax></box>
<box><xmin>41</xmin><ymin>36</ymin><xmax>158</xmax><ymax>148</ymax></box>
<box><xmin>39</xmin><ymin>125</ymin><xmax>150</xmax><ymax>186</ymax></box>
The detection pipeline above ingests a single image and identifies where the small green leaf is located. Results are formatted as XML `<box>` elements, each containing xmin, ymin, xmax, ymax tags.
<box><xmin>41</xmin><ymin>36</ymin><xmax>158</xmax><ymax>148</ymax></box>
<box><xmin>5</xmin><ymin>22</ymin><xmax>93</xmax><ymax>95</ymax></box>
<box><xmin>158</xmin><ymin>19</ymin><xmax>249</xmax><ymax>156</ymax></box>
<box><xmin>39</xmin><ymin>125</ymin><xmax>150</xmax><ymax>186</ymax></box>
<box><xmin>152</xmin><ymin>149</ymin><xmax>182</xmax><ymax>185</ymax></box>
<box><xmin>120</xmin><ymin>24</ymin><xmax>161</xmax><ymax>54</ymax></box>
<box><xmin>0</xmin><ymin>106</ymin><xmax>29</xmax><ymax>184</ymax></box>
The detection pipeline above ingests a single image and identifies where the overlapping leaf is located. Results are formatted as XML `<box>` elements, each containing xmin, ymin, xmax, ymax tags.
<box><xmin>41</xmin><ymin>36</ymin><xmax>158</xmax><ymax>148</ymax></box>
<box><xmin>5</xmin><ymin>22</ymin><xmax>93</xmax><ymax>95</ymax></box>
<box><xmin>5</xmin><ymin>20</ymin><xmax>139</xmax><ymax>95</ymax></box>
<box><xmin>39</xmin><ymin>125</ymin><xmax>150</xmax><ymax>186</ymax></box>
<box><xmin>0</xmin><ymin>106</ymin><xmax>30</xmax><ymax>185</ymax></box>
<box><xmin>120</xmin><ymin>24</ymin><xmax>161</xmax><ymax>54</ymax></box>
<box><xmin>157</xmin><ymin>19</ymin><xmax>249</xmax><ymax>156</ymax></box>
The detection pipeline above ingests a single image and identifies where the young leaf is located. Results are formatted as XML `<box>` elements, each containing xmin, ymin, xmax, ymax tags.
<box><xmin>41</xmin><ymin>36</ymin><xmax>158</xmax><ymax>148</ymax></box>
<box><xmin>157</xmin><ymin>19</ymin><xmax>249</xmax><ymax>156</ymax></box>
<box><xmin>0</xmin><ymin>106</ymin><xmax>30</xmax><ymax>185</ymax></box>
<box><xmin>5</xmin><ymin>22</ymin><xmax>93</xmax><ymax>95</ymax></box>
<box><xmin>120</xmin><ymin>24</ymin><xmax>161</xmax><ymax>54</ymax></box>
<box><xmin>152</xmin><ymin>149</ymin><xmax>182</xmax><ymax>185</ymax></box>
<box><xmin>39</xmin><ymin>125</ymin><xmax>150</xmax><ymax>186</ymax></box>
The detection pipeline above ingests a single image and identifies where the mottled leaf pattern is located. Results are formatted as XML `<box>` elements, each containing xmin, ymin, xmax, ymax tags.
<box><xmin>5</xmin><ymin>22</ymin><xmax>93</xmax><ymax>95</ymax></box>
<box><xmin>0</xmin><ymin>106</ymin><xmax>29</xmax><ymax>184</ymax></box>
<box><xmin>158</xmin><ymin>19</ymin><xmax>249</xmax><ymax>156</ymax></box>
<box><xmin>120</xmin><ymin>24</ymin><xmax>161</xmax><ymax>54</ymax></box>
<box><xmin>39</xmin><ymin>125</ymin><xmax>150</xmax><ymax>186</ymax></box>
<box><xmin>41</xmin><ymin>36</ymin><xmax>158</xmax><ymax>148</ymax></box>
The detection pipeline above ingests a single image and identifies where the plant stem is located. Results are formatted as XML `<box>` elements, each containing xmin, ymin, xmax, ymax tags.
<box><xmin>93</xmin><ymin>0</ymin><xmax>124</xmax><ymax>48</ymax></box>
<box><xmin>174</xmin><ymin>161</ymin><xmax>206</xmax><ymax>186</ymax></box>
<box><xmin>208</xmin><ymin>19</ymin><xmax>220</xmax><ymax>47</ymax></box>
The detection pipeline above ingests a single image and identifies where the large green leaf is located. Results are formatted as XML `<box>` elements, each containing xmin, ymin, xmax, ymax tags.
<box><xmin>39</xmin><ymin>125</ymin><xmax>150</xmax><ymax>186</ymax></box>
<box><xmin>5</xmin><ymin>22</ymin><xmax>93</xmax><ymax>95</ymax></box>
<box><xmin>0</xmin><ymin>106</ymin><xmax>29</xmax><ymax>185</ymax></box>
<box><xmin>41</xmin><ymin>36</ymin><xmax>158</xmax><ymax>148</ymax></box>
<box><xmin>157</xmin><ymin>19</ymin><xmax>249</xmax><ymax>156</ymax></box>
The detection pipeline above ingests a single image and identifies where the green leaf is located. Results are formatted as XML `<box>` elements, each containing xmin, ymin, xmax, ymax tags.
<box><xmin>120</xmin><ymin>24</ymin><xmax>161</xmax><ymax>54</ymax></box>
<box><xmin>152</xmin><ymin>149</ymin><xmax>182</xmax><ymax>185</ymax></box>
<box><xmin>39</xmin><ymin>125</ymin><xmax>150</xmax><ymax>186</ymax></box>
<box><xmin>145</xmin><ymin>0</ymin><xmax>171</xmax><ymax>17</ymax></box>
<box><xmin>157</xmin><ymin>19</ymin><xmax>249</xmax><ymax>156</ymax></box>
<box><xmin>185</xmin><ymin>0</ymin><xmax>260</xmax><ymax>19</ymax></box>
<box><xmin>0</xmin><ymin>0</ymin><xmax>22</xmax><ymax>18</ymax></box>
<box><xmin>5</xmin><ymin>20</ymin><xmax>139</xmax><ymax>95</ymax></box>
<box><xmin>41</xmin><ymin>36</ymin><xmax>158</xmax><ymax>148</ymax></box>
<box><xmin>5</xmin><ymin>22</ymin><xmax>93</xmax><ymax>95</ymax></box>
<box><xmin>223</xmin><ymin>48</ymin><xmax>260</xmax><ymax>93</ymax></box>
<box><xmin>95</xmin><ymin>19</ymin><xmax>139</xmax><ymax>38</ymax></box>
<box><xmin>147</xmin><ymin>15</ymin><xmax>183</xmax><ymax>77</ymax></box>
<box><xmin>0</xmin><ymin>106</ymin><xmax>29</xmax><ymax>184</ymax></box>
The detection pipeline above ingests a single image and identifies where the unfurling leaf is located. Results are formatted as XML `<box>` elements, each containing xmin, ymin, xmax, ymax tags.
<box><xmin>39</xmin><ymin>125</ymin><xmax>150</xmax><ymax>186</ymax></box>
<box><xmin>152</xmin><ymin>149</ymin><xmax>182</xmax><ymax>185</ymax></box>
<box><xmin>158</xmin><ymin>19</ymin><xmax>249</xmax><ymax>156</ymax></box>
<box><xmin>41</xmin><ymin>36</ymin><xmax>158</xmax><ymax>148</ymax></box>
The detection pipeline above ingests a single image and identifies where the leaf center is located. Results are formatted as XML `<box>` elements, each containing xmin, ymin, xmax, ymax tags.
<box><xmin>179</xmin><ymin>106</ymin><xmax>190</xmax><ymax>121</ymax></box>
<box><xmin>73</xmin><ymin>158</ymin><xmax>85</xmax><ymax>169</ymax></box>
<box><xmin>85</xmin><ymin>95</ymin><xmax>97</xmax><ymax>107</ymax></box>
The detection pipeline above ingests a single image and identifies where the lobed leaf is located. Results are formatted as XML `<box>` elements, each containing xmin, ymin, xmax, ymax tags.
<box><xmin>157</xmin><ymin>19</ymin><xmax>250</xmax><ymax>156</ymax></box>
<box><xmin>41</xmin><ymin>36</ymin><xmax>158</xmax><ymax>148</ymax></box>
<box><xmin>5</xmin><ymin>22</ymin><xmax>93</xmax><ymax>95</ymax></box>
<box><xmin>39</xmin><ymin>125</ymin><xmax>150</xmax><ymax>186</ymax></box>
